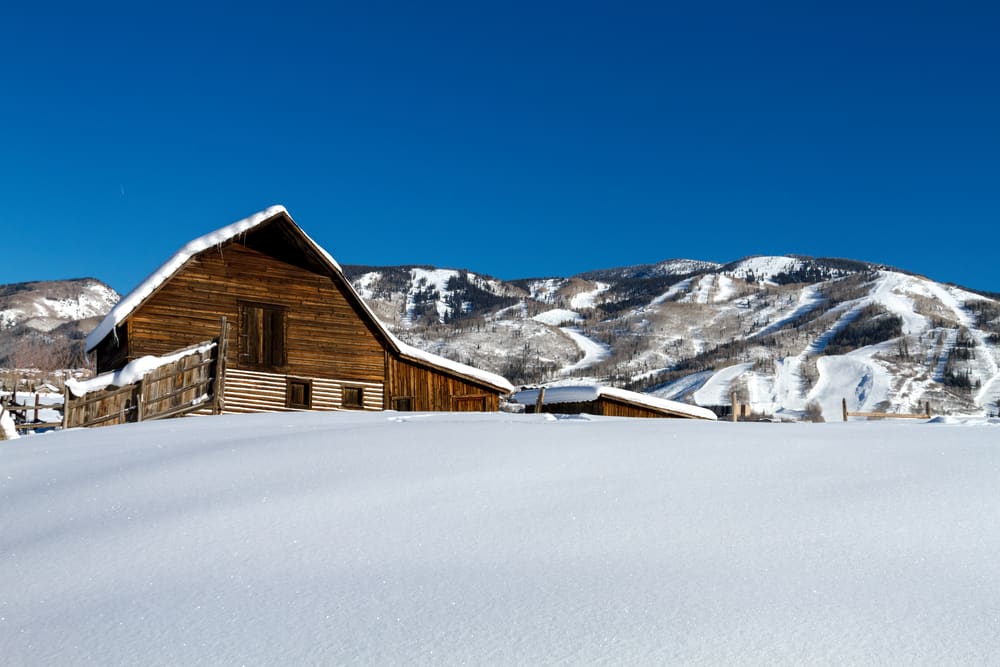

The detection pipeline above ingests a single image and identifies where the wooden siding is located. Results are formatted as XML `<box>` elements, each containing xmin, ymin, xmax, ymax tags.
<box><xmin>222</xmin><ymin>369</ymin><xmax>383</xmax><ymax>414</ymax></box>
<box><xmin>115</xmin><ymin>243</ymin><xmax>387</xmax><ymax>383</ymax></box>
<box><xmin>526</xmin><ymin>397</ymin><xmax>698</xmax><ymax>419</ymax></box>
<box><xmin>598</xmin><ymin>397</ymin><xmax>673</xmax><ymax>419</ymax></box>
<box><xmin>387</xmin><ymin>356</ymin><xmax>499</xmax><ymax>412</ymax></box>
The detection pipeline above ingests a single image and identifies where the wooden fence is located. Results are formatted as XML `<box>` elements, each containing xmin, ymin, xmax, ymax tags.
<box><xmin>63</xmin><ymin>321</ymin><xmax>229</xmax><ymax>429</ymax></box>
<box><xmin>842</xmin><ymin>398</ymin><xmax>931</xmax><ymax>422</ymax></box>
<box><xmin>1</xmin><ymin>393</ymin><xmax>64</xmax><ymax>431</ymax></box>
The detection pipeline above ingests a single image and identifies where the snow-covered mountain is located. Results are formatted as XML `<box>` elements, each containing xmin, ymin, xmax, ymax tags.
<box><xmin>3</xmin><ymin>259</ymin><xmax>997</xmax><ymax>421</ymax></box>
<box><xmin>0</xmin><ymin>278</ymin><xmax>119</xmax><ymax>368</ymax></box>
<box><xmin>344</xmin><ymin>257</ymin><xmax>1000</xmax><ymax>420</ymax></box>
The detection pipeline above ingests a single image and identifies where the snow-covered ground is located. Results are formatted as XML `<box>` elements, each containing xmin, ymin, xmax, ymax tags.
<box><xmin>3</xmin><ymin>412</ymin><xmax>1000</xmax><ymax>665</ymax></box>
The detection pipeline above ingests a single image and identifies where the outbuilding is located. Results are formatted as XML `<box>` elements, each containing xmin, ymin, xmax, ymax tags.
<box><xmin>513</xmin><ymin>385</ymin><xmax>717</xmax><ymax>420</ymax></box>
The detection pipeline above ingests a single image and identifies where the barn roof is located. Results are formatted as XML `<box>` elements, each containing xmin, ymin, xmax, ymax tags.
<box><xmin>513</xmin><ymin>385</ymin><xmax>717</xmax><ymax>420</ymax></box>
<box><xmin>86</xmin><ymin>206</ymin><xmax>514</xmax><ymax>394</ymax></box>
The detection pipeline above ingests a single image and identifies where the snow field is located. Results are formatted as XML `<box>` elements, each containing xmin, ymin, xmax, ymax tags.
<box><xmin>3</xmin><ymin>412</ymin><xmax>1000</xmax><ymax>665</ymax></box>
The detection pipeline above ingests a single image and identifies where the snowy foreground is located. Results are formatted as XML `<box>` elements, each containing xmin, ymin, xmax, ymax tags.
<box><xmin>3</xmin><ymin>412</ymin><xmax>1000</xmax><ymax>665</ymax></box>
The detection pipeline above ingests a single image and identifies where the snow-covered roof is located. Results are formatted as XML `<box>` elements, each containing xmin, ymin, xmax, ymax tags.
<box><xmin>86</xmin><ymin>206</ymin><xmax>296</xmax><ymax>351</ymax></box>
<box><xmin>513</xmin><ymin>385</ymin><xmax>717</xmax><ymax>420</ymax></box>
<box><xmin>85</xmin><ymin>206</ymin><xmax>513</xmax><ymax>394</ymax></box>
<box><xmin>392</xmin><ymin>336</ymin><xmax>513</xmax><ymax>393</ymax></box>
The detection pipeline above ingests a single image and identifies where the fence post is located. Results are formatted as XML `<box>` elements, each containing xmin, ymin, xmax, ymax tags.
<box><xmin>33</xmin><ymin>393</ymin><xmax>40</xmax><ymax>423</ymax></box>
<box><xmin>535</xmin><ymin>387</ymin><xmax>545</xmax><ymax>415</ymax></box>
<box><xmin>731</xmin><ymin>391</ymin><xmax>737</xmax><ymax>422</ymax></box>
<box><xmin>842</xmin><ymin>398</ymin><xmax>848</xmax><ymax>422</ymax></box>
<box><xmin>62</xmin><ymin>385</ymin><xmax>70</xmax><ymax>429</ymax></box>
<box><xmin>136</xmin><ymin>378</ymin><xmax>145</xmax><ymax>422</ymax></box>
<box><xmin>213</xmin><ymin>316</ymin><xmax>229</xmax><ymax>415</ymax></box>
<box><xmin>925</xmin><ymin>401</ymin><xmax>931</xmax><ymax>418</ymax></box>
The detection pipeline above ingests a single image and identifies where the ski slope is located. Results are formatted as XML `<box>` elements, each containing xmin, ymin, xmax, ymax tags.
<box><xmin>559</xmin><ymin>327</ymin><xmax>612</xmax><ymax>374</ymax></box>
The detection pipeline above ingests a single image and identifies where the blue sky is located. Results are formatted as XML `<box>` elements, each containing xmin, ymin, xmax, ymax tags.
<box><xmin>3</xmin><ymin>2</ymin><xmax>998</xmax><ymax>294</ymax></box>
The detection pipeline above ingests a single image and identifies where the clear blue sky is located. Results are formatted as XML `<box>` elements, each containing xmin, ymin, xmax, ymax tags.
<box><xmin>3</xmin><ymin>2</ymin><xmax>998</xmax><ymax>294</ymax></box>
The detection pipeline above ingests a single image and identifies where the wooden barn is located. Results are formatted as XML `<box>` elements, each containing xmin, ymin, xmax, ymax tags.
<box><xmin>512</xmin><ymin>385</ymin><xmax>717</xmax><ymax>420</ymax></box>
<box><xmin>85</xmin><ymin>206</ymin><xmax>513</xmax><ymax>415</ymax></box>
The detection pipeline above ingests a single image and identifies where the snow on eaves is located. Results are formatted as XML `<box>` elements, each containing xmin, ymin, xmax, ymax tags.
<box><xmin>85</xmin><ymin>206</ymin><xmax>293</xmax><ymax>351</ymax></box>
<box><xmin>390</xmin><ymin>333</ymin><xmax>514</xmax><ymax>394</ymax></box>
<box><xmin>513</xmin><ymin>385</ymin><xmax>717</xmax><ymax>420</ymax></box>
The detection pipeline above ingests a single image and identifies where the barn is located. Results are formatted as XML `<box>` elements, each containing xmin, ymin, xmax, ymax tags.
<box><xmin>85</xmin><ymin>206</ymin><xmax>513</xmax><ymax>414</ymax></box>
<box><xmin>512</xmin><ymin>385</ymin><xmax>717</xmax><ymax>420</ymax></box>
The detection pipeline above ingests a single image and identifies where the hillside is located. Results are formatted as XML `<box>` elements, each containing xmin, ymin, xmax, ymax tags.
<box><xmin>344</xmin><ymin>256</ymin><xmax>1000</xmax><ymax>420</ymax></box>
<box><xmin>0</xmin><ymin>278</ymin><xmax>119</xmax><ymax>370</ymax></box>
<box><xmin>1</xmin><ymin>257</ymin><xmax>998</xmax><ymax>421</ymax></box>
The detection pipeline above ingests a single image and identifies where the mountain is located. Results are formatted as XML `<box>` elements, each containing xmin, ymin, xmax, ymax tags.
<box><xmin>343</xmin><ymin>256</ymin><xmax>1000</xmax><ymax>420</ymax></box>
<box><xmin>2</xmin><ymin>258</ymin><xmax>998</xmax><ymax>422</ymax></box>
<box><xmin>0</xmin><ymin>278</ymin><xmax>119</xmax><ymax>370</ymax></box>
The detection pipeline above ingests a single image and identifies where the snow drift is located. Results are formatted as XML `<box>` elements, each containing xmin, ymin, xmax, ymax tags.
<box><xmin>2</xmin><ymin>412</ymin><xmax>1000</xmax><ymax>665</ymax></box>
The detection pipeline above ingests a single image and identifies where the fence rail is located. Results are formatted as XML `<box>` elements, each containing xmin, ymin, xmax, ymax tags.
<box><xmin>1</xmin><ymin>393</ymin><xmax>63</xmax><ymax>431</ymax></box>
<box><xmin>842</xmin><ymin>398</ymin><xmax>931</xmax><ymax>422</ymax></box>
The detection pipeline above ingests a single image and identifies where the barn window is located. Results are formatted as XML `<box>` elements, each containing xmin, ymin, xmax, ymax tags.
<box><xmin>392</xmin><ymin>396</ymin><xmax>413</xmax><ymax>412</ymax></box>
<box><xmin>342</xmin><ymin>386</ymin><xmax>363</xmax><ymax>409</ymax></box>
<box><xmin>286</xmin><ymin>378</ymin><xmax>312</xmax><ymax>409</ymax></box>
<box><xmin>240</xmin><ymin>302</ymin><xmax>286</xmax><ymax>369</ymax></box>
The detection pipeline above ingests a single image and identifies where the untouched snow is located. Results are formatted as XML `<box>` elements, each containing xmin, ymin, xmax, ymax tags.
<box><xmin>4</xmin><ymin>412</ymin><xmax>1000</xmax><ymax>664</ymax></box>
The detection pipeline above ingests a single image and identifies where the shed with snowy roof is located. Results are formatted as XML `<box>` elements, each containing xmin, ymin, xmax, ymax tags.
<box><xmin>86</xmin><ymin>206</ymin><xmax>513</xmax><ymax>414</ymax></box>
<box><xmin>512</xmin><ymin>385</ymin><xmax>717</xmax><ymax>420</ymax></box>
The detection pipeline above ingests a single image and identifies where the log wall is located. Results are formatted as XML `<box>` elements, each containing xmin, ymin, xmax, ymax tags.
<box><xmin>387</xmin><ymin>356</ymin><xmax>498</xmax><ymax>412</ymax></box>
<box><xmin>112</xmin><ymin>243</ymin><xmax>387</xmax><ymax>383</ymax></box>
<box><xmin>222</xmin><ymin>369</ymin><xmax>383</xmax><ymax>414</ymax></box>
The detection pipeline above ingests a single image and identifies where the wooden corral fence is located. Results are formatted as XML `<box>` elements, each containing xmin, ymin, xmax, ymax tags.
<box><xmin>1</xmin><ymin>393</ymin><xmax>64</xmax><ymax>431</ymax></box>
<box><xmin>842</xmin><ymin>398</ymin><xmax>931</xmax><ymax>422</ymax></box>
<box><xmin>63</xmin><ymin>320</ymin><xmax>230</xmax><ymax>429</ymax></box>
